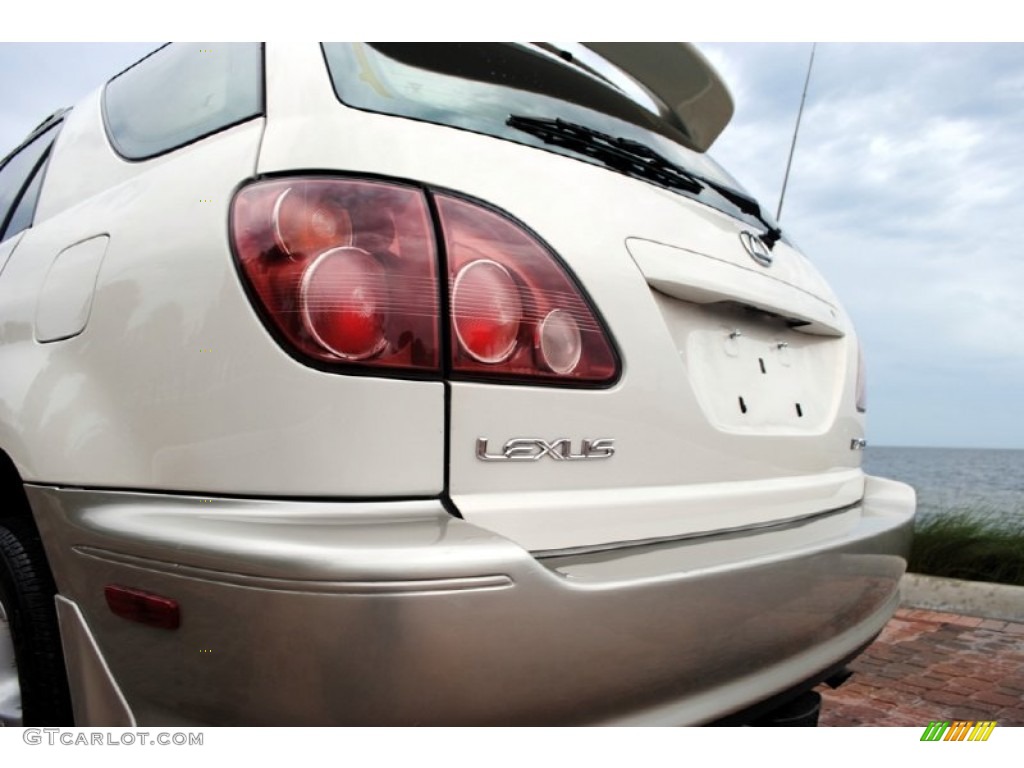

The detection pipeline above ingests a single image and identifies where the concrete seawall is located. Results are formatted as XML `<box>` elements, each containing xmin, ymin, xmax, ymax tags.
<box><xmin>901</xmin><ymin>574</ymin><xmax>1024</xmax><ymax>622</ymax></box>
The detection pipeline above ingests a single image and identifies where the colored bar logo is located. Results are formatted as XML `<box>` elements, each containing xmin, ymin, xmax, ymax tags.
<box><xmin>920</xmin><ymin>721</ymin><xmax>997</xmax><ymax>741</ymax></box>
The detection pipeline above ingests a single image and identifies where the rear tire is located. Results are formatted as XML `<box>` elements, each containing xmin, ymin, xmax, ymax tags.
<box><xmin>0</xmin><ymin>518</ymin><xmax>73</xmax><ymax>725</ymax></box>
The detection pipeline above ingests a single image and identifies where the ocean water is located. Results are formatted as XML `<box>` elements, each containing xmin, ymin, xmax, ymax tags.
<box><xmin>864</xmin><ymin>446</ymin><xmax>1024</xmax><ymax>529</ymax></box>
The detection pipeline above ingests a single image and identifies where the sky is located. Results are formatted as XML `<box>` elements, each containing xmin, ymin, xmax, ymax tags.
<box><xmin>1</xmin><ymin>41</ymin><xmax>1022</xmax><ymax>450</ymax></box>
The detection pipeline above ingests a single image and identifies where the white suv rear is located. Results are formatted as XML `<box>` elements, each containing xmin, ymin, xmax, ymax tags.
<box><xmin>0</xmin><ymin>42</ymin><xmax>915</xmax><ymax>726</ymax></box>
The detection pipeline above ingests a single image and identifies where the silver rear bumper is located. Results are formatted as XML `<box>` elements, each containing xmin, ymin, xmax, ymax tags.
<box><xmin>28</xmin><ymin>476</ymin><xmax>914</xmax><ymax>725</ymax></box>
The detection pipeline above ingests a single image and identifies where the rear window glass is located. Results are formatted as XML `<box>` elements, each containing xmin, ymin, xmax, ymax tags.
<box><xmin>321</xmin><ymin>43</ymin><xmax>741</xmax><ymax>199</ymax></box>
<box><xmin>104</xmin><ymin>43</ymin><xmax>263</xmax><ymax>160</ymax></box>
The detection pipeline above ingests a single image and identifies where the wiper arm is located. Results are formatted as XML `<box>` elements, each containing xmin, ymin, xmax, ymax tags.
<box><xmin>507</xmin><ymin>115</ymin><xmax>782</xmax><ymax>249</ymax></box>
<box><xmin>507</xmin><ymin>115</ymin><xmax>700</xmax><ymax>195</ymax></box>
<box><xmin>688</xmin><ymin>166</ymin><xmax>782</xmax><ymax>248</ymax></box>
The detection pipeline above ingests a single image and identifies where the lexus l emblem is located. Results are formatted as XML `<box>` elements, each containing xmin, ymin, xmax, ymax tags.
<box><xmin>740</xmin><ymin>231</ymin><xmax>773</xmax><ymax>267</ymax></box>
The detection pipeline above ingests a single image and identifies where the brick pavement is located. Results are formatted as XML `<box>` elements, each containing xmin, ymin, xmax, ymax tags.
<box><xmin>817</xmin><ymin>607</ymin><xmax>1024</xmax><ymax>726</ymax></box>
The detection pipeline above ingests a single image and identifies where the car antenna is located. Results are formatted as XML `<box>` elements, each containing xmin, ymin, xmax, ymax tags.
<box><xmin>776</xmin><ymin>43</ymin><xmax>816</xmax><ymax>223</ymax></box>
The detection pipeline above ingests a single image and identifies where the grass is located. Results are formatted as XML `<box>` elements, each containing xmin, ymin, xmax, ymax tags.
<box><xmin>909</xmin><ymin>508</ymin><xmax>1024</xmax><ymax>587</ymax></box>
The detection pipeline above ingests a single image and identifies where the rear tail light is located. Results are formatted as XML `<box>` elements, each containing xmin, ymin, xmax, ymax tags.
<box><xmin>231</xmin><ymin>178</ymin><xmax>618</xmax><ymax>385</ymax></box>
<box><xmin>437</xmin><ymin>195</ymin><xmax>618</xmax><ymax>384</ymax></box>
<box><xmin>232</xmin><ymin>178</ymin><xmax>440</xmax><ymax>371</ymax></box>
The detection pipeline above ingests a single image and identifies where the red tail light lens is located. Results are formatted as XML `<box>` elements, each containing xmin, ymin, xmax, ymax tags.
<box><xmin>232</xmin><ymin>179</ymin><xmax>440</xmax><ymax>371</ymax></box>
<box><xmin>437</xmin><ymin>195</ymin><xmax>618</xmax><ymax>384</ymax></box>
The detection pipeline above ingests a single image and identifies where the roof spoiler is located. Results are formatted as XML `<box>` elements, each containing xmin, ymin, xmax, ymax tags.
<box><xmin>581</xmin><ymin>43</ymin><xmax>734</xmax><ymax>153</ymax></box>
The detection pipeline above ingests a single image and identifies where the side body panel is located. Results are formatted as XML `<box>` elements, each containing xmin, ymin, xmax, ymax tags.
<box><xmin>0</xmin><ymin>82</ymin><xmax>443</xmax><ymax>496</ymax></box>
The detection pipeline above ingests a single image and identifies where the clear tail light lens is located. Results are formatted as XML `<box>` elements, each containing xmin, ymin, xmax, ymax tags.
<box><xmin>301</xmin><ymin>247</ymin><xmax>389</xmax><ymax>360</ymax></box>
<box><xmin>273</xmin><ymin>186</ymin><xmax>354</xmax><ymax>256</ymax></box>
<box><xmin>537</xmin><ymin>309</ymin><xmax>583</xmax><ymax>374</ymax></box>
<box><xmin>451</xmin><ymin>259</ymin><xmax>523</xmax><ymax>364</ymax></box>
<box><xmin>232</xmin><ymin>179</ymin><xmax>440</xmax><ymax>372</ymax></box>
<box><xmin>437</xmin><ymin>195</ymin><xmax>618</xmax><ymax>384</ymax></box>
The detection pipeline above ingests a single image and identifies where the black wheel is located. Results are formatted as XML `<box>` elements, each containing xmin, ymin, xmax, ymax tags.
<box><xmin>0</xmin><ymin>518</ymin><xmax>73</xmax><ymax>726</ymax></box>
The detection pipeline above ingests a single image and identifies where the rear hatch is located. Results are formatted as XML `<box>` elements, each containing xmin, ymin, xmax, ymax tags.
<box><xmin>259</xmin><ymin>43</ymin><xmax>865</xmax><ymax>552</ymax></box>
<box><xmin>443</xmin><ymin>184</ymin><xmax>864</xmax><ymax>552</ymax></box>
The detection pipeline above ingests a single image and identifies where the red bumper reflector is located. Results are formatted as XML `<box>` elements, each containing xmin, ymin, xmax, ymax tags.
<box><xmin>104</xmin><ymin>585</ymin><xmax>181</xmax><ymax>630</ymax></box>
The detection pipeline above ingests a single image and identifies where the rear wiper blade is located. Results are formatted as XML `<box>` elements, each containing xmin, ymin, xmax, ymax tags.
<box><xmin>507</xmin><ymin>115</ymin><xmax>700</xmax><ymax>195</ymax></box>
<box><xmin>507</xmin><ymin>115</ymin><xmax>782</xmax><ymax>249</ymax></box>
